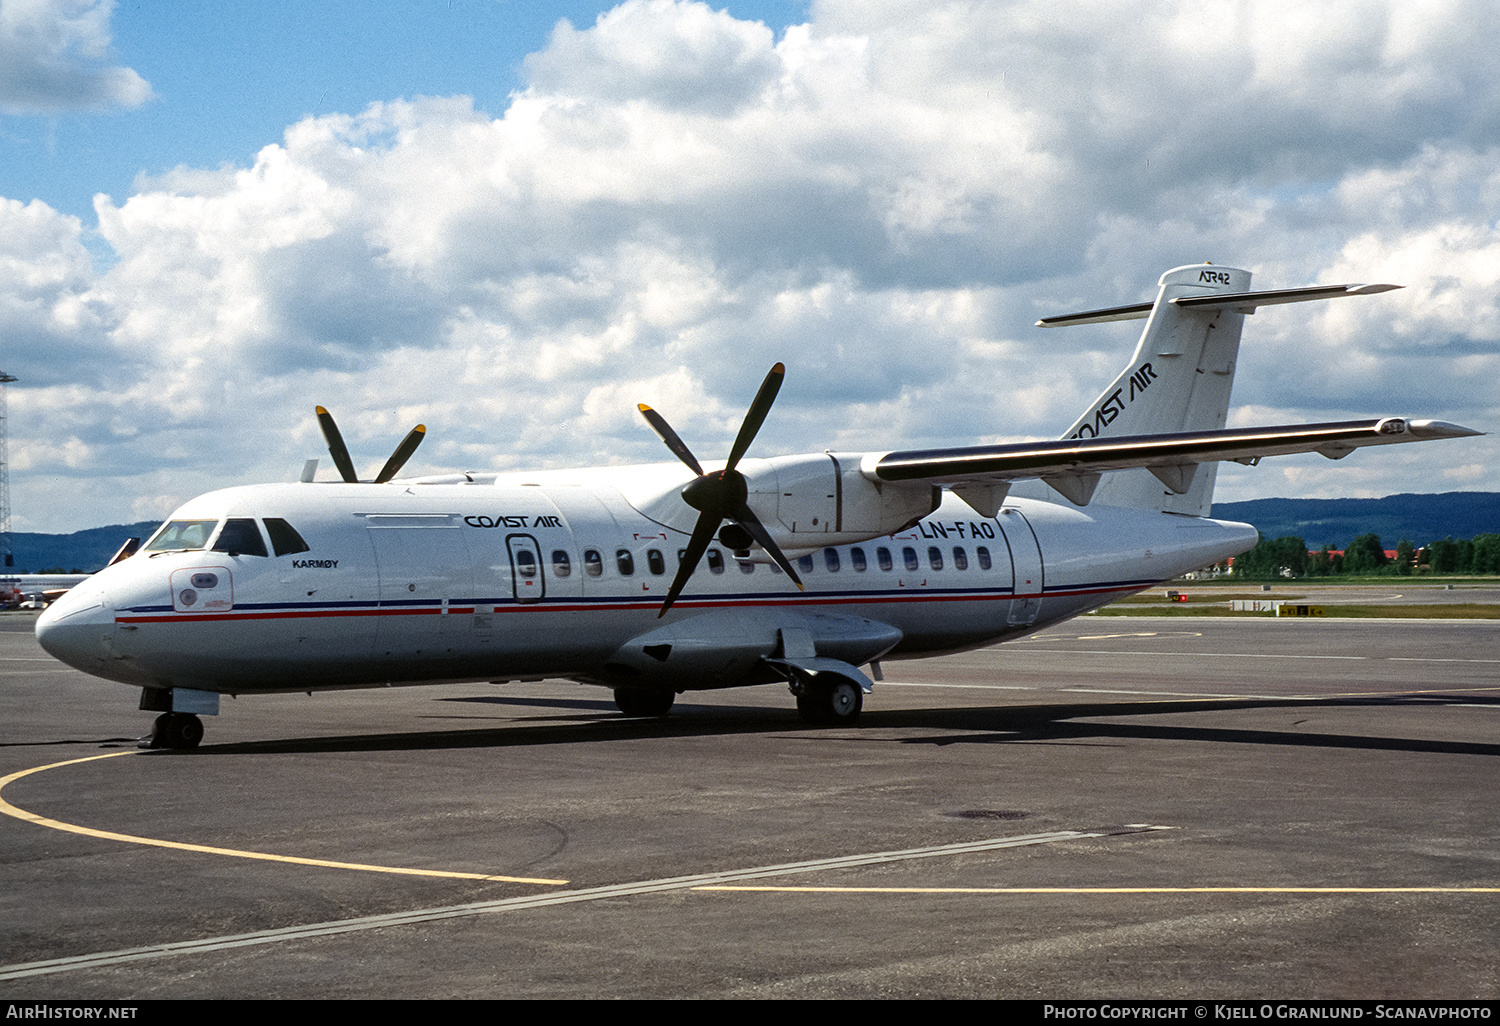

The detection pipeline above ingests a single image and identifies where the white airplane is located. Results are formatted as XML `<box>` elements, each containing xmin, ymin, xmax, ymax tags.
<box><xmin>36</xmin><ymin>264</ymin><xmax>1480</xmax><ymax>748</ymax></box>
<box><xmin>2</xmin><ymin>574</ymin><xmax>92</xmax><ymax>607</ymax></box>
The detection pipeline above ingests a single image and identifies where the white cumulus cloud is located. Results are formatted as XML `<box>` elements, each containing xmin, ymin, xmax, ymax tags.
<box><xmin>0</xmin><ymin>0</ymin><xmax>152</xmax><ymax>113</ymax></box>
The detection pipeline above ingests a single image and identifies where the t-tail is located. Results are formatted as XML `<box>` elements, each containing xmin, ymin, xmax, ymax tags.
<box><xmin>1034</xmin><ymin>264</ymin><xmax>1400</xmax><ymax>515</ymax></box>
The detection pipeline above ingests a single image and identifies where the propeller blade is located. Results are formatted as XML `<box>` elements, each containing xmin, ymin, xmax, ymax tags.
<box><xmin>315</xmin><ymin>406</ymin><xmax>360</xmax><ymax>483</ymax></box>
<box><xmin>374</xmin><ymin>424</ymin><xmax>427</xmax><ymax>484</ymax></box>
<box><xmin>636</xmin><ymin>363</ymin><xmax>793</xmax><ymax>610</ymax></box>
<box><xmin>731</xmin><ymin>502</ymin><xmax>804</xmax><ymax>591</ymax></box>
<box><xmin>725</xmin><ymin>363</ymin><xmax>784</xmax><ymax>471</ymax></box>
<box><xmin>658</xmin><ymin>510</ymin><xmax>721</xmax><ymax>617</ymax></box>
<box><xmin>637</xmin><ymin>404</ymin><xmax>704</xmax><ymax>476</ymax></box>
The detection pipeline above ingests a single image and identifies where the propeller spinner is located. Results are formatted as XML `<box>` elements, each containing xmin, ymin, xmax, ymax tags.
<box><xmin>638</xmin><ymin>363</ymin><xmax>804</xmax><ymax>617</ymax></box>
<box><xmin>315</xmin><ymin>406</ymin><xmax>427</xmax><ymax>484</ymax></box>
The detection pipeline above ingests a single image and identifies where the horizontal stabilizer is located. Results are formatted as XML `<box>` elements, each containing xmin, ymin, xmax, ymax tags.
<box><xmin>865</xmin><ymin>418</ymin><xmax>1482</xmax><ymax>499</ymax></box>
<box><xmin>1037</xmin><ymin>282</ymin><xmax>1402</xmax><ymax>328</ymax></box>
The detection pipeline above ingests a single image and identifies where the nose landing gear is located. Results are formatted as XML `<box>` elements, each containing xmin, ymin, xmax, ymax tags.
<box><xmin>139</xmin><ymin>687</ymin><xmax>217</xmax><ymax>749</ymax></box>
<box><xmin>148</xmin><ymin>713</ymin><xmax>204</xmax><ymax>749</ymax></box>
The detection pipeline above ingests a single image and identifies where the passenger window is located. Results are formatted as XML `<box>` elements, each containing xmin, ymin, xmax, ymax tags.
<box><xmin>903</xmin><ymin>546</ymin><xmax>919</xmax><ymax>571</ymax></box>
<box><xmin>264</xmin><ymin>518</ymin><xmax>310</xmax><ymax>556</ymax></box>
<box><xmin>738</xmin><ymin>559</ymin><xmax>755</xmax><ymax>574</ymax></box>
<box><xmin>616</xmin><ymin>549</ymin><xmax>635</xmax><ymax>575</ymax></box>
<box><xmin>877</xmin><ymin>547</ymin><xmax>893</xmax><ymax>572</ymax></box>
<box><xmin>953</xmin><ymin>546</ymin><xmax>968</xmax><ymax>571</ymax></box>
<box><xmin>647</xmin><ymin>549</ymin><xmax>665</xmax><ymax>575</ymax></box>
<box><xmin>851</xmin><ymin>547</ymin><xmax>867</xmax><ymax>572</ymax></box>
<box><xmin>584</xmin><ymin>549</ymin><xmax>604</xmax><ymax>577</ymax></box>
<box><xmin>798</xmin><ymin>554</ymin><xmax>814</xmax><ymax>573</ymax></box>
<box><xmin>824</xmin><ymin>548</ymin><xmax>840</xmax><ymax>572</ymax></box>
<box><xmin>707</xmin><ymin>549</ymin><xmax>725</xmax><ymax>574</ymax></box>
<box><xmin>515</xmin><ymin>548</ymin><xmax>538</xmax><ymax>577</ymax></box>
<box><xmin>212</xmin><ymin>518</ymin><xmax>268</xmax><ymax>557</ymax></box>
<box><xmin>976</xmin><ymin>546</ymin><xmax>992</xmax><ymax>571</ymax></box>
<box><xmin>551</xmin><ymin>550</ymin><xmax>571</xmax><ymax>577</ymax></box>
<box><xmin>928</xmin><ymin>546</ymin><xmax>943</xmax><ymax>571</ymax></box>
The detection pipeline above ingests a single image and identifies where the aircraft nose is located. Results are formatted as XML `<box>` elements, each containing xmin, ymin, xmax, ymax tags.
<box><xmin>36</xmin><ymin>583</ymin><xmax>116</xmax><ymax>675</ymax></box>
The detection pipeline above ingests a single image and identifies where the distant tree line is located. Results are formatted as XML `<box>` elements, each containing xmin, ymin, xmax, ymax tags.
<box><xmin>1227</xmin><ymin>533</ymin><xmax>1500</xmax><ymax>580</ymax></box>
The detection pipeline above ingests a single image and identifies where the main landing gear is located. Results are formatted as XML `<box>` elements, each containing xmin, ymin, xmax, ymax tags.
<box><xmin>794</xmin><ymin>678</ymin><xmax>863</xmax><ymax>726</ymax></box>
<box><xmin>149</xmin><ymin>712</ymin><xmax>204</xmax><ymax>750</ymax></box>
<box><xmin>613</xmin><ymin>687</ymin><xmax>676</xmax><ymax>718</ymax></box>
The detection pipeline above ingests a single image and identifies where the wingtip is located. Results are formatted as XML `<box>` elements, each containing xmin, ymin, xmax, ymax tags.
<box><xmin>1406</xmin><ymin>419</ymin><xmax>1485</xmax><ymax>439</ymax></box>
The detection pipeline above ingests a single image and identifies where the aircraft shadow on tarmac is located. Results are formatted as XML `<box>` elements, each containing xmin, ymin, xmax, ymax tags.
<box><xmin>147</xmin><ymin>692</ymin><xmax>1500</xmax><ymax>760</ymax></box>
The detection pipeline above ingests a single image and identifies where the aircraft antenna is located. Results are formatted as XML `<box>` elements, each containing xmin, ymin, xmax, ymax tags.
<box><xmin>0</xmin><ymin>371</ymin><xmax>15</xmax><ymax>569</ymax></box>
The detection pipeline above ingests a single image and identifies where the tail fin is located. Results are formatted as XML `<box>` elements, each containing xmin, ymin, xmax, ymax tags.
<box><xmin>1049</xmin><ymin>263</ymin><xmax>1252</xmax><ymax>514</ymax></box>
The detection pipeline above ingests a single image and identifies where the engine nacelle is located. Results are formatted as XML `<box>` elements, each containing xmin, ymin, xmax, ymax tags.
<box><xmin>744</xmin><ymin>452</ymin><xmax>937</xmax><ymax>547</ymax></box>
<box><xmin>619</xmin><ymin>451</ymin><xmax>938</xmax><ymax>555</ymax></box>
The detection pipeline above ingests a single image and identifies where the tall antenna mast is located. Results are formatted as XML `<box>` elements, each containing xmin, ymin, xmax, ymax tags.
<box><xmin>0</xmin><ymin>371</ymin><xmax>15</xmax><ymax>569</ymax></box>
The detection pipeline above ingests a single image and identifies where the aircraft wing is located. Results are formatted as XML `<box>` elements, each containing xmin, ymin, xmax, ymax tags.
<box><xmin>865</xmin><ymin>418</ymin><xmax>1482</xmax><ymax>512</ymax></box>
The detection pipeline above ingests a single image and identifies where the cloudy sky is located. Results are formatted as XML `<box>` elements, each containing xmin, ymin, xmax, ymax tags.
<box><xmin>1</xmin><ymin>0</ymin><xmax>1495</xmax><ymax>534</ymax></box>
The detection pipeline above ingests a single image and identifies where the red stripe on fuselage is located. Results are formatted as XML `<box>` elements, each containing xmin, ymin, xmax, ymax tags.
<box><xmin>113</xmin><ymin>583</ymin><xmax>1141</xmax><ymax>626</ymax></box>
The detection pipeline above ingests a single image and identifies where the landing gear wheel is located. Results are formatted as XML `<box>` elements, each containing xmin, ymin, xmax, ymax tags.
<box><xmin>795</xmin><ymin>679</ymin><xmax>863</xmax><ymax>726</ymax></box>
<box><xmin>150</xmin><ymin>712</ymin><xmax>204</xmax><ymax>749</ymax></box>
<box><xmin>613</xmin><ymin>687</ymin><xmax>675</xmax><ymax>718</ymax></box>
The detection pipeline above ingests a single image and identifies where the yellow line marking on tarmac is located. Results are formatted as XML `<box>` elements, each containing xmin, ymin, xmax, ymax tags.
<box><xmin>694</xmin><ymin>886</ymin><xmax>1500</xmax><ymax>894</ymax></box>
<box><xmin>0</xmin><ymin>751</ymin><xmax>568</xmax><ymax>886</ymax></box>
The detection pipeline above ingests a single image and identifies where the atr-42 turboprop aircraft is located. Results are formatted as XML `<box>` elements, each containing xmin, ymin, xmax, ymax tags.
<box><xmin>37</xmin><ymin>264</ymin><xmax>1481</xmax><ymax>748</ymax></box>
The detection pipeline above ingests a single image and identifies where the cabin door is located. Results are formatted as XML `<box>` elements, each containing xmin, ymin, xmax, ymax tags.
<box><xmin>998</xmin><ymin>508</ymin><xmax>1044</xmax><ymax>626</ymax></box>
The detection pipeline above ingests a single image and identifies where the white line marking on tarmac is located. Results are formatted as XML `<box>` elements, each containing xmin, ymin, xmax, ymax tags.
<box><xmin>1002</xmin><ymin>649</ymin><xmax>1370</xmax><ymax>659</ymax></box>
<box><xmin>883</xmin><ymin>682</ymin><xmax>1294</xmax><ymax>700</ymax></box>
<box><xmin>991</xmin><ymin>648</ymin><xmax>1500</xmax><ymax>666</ymax></box>
<box><xmin>882</xmin><ymin>682</ymin><xmax>1043</xmax><ymax>691</ymax></box>
<box><xmin>697</xmin><ymin>885</ymin><xmax>1500</xmax><ymax>894</ymax></box>
<box><xmin>1389</xmin><ymin>657</ymin><xmax>1500</xmax><ymax>664</ymax></box>
<box><xmin>0</xmin><ymin>830</ymin><xmax>1098</xmax><ymax>981</ymax></box>
<box><xmin>1059</xmin><ymin>687</ymin><xmax>1299</xmax><ymax>700</ymax></box>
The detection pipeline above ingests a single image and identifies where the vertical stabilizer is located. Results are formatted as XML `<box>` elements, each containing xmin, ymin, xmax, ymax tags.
<box><xmin>1051</xmin><ymin>264</ymin><xmax>1251</xmax><ymax>515</ymax></box>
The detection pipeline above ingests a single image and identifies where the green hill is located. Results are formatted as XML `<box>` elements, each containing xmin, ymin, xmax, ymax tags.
<box><xmin>7</xmin><ymin>522</ymin><xmax>161</xmax><ymax>574</ymax></box>
<box><xmin>1210</xmin><ymin>492</ymin><xmax>1500</xmax><ymax>547</ymax></box>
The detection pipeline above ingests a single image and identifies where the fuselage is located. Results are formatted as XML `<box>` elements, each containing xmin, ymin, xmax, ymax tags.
<box><xmin>35</xmin><ymin>468</ymin><xmax>1257</xmax><ymax>698</ymax></box>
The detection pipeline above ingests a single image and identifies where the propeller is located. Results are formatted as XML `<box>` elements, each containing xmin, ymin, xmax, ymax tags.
<box><xmin>638</xmin><ymin>363</ymin><xmax>804</xmax><ymax>617</ymax></box>
<box><xmin>315</xmin><ymin>406</ymin><xmax>427</xmax><ymax>484</ymax></box>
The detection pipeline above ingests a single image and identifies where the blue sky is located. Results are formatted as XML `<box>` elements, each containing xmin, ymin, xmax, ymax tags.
<box><xmin>2</xmin><ymin>1</ymin><xmax>809</xmax><ymax>224</ymax></box>
<box><xmin>0</xmin><ymin>0</ymin><xmax>1495</xmax><ymax>533</ymax></box>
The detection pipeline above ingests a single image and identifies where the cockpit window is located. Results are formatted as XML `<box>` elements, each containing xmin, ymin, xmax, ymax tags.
<box><xmin>212</xmin><ymin>518</ymin><xmax>269</xmax><ymax>557</ymax></box>
<box><xmin>264</xmin><ymin>518</ymin><xmax>310</xmax><ymax>556</ymax></box>
<box><xmin>143</xmin><ymin>520</ymin><xmax>218</xmax><ymax>553</ymax></box>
